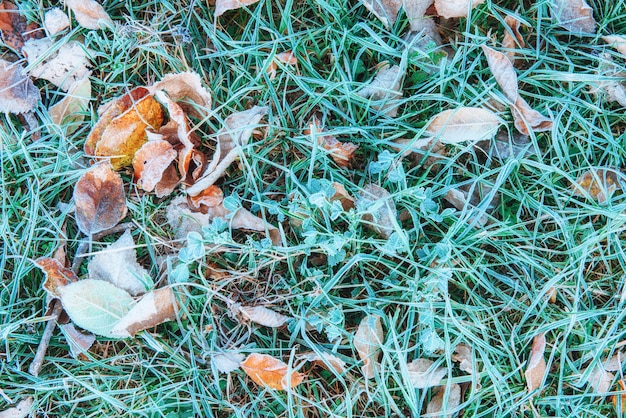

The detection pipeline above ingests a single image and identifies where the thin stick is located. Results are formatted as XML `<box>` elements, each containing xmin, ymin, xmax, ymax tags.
<box><xmin>28</xmin><ymin>300</ymin><xmax>63</xmax><ymax>376</ymax></box>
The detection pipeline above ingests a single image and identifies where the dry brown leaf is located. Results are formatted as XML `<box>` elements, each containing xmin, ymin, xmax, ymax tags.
<box><xmin>215</xmin><ymin>0</ymin><xmax>261</xmax><ymax>17</ymax></box>
<box><xmin>22</xmin><ymin>39</ymin><xmax>91</xmax><ymax>91</ymax></box>
<box><xmin>357</xmin><ymin>64</ymin><xmax>404</xmax><ymax>117</ymax></box>
<box><xmin>434</xmin><ymin>0</ymin><xmax>485</xmax><ymax>18</ymax></box>
<box><xmin>266</xmin><ymin>51</ymin><xmax>297</xmax><ymax>80</ymax></box>
<box><xmin>149</xmin><ymin>72</ymin><xmax>211</xmax><ymax>117</ymax></box>
<box><xmin>65</xmin><ymin>0</ymin><xmax>113</xmax><ymax>30</ymax></box>
<box><xmin>592</xmin><ymin>53</ymin><xmax>626</xmax><ymax>107</ymax></box>
<box><xmin>331</xmin><ymin>182</ymin><xmax>356</xmax><ymax>210</ymax></box>
<box><xmin>0</xmin><ymin>1</ymin><xmax>41</xmax><ymax>50</ymax></box>
<box><xmin>361</xmin><ymin>0</ymin><xmax>402</xmax><ymax>28</ymax></box>
<box><xmin>444</xmin><ymin>181</ymin><xmax>499</xmax><ymax>227</ymax></box>
<box><xmin>110</xmin><ymin>287</ymin><xmax>178</xmax><ymax>338</ymax></box>
<box><xmin>49</xmin><ymin>77</ymin><xmax>91</xmax><ymax>134</ymax></box>
<box><xmin>0</xmin><ymin>60</ymin><xmax>40</xmax><ymax>114</ymax></box>
<box><xmin>35</xmin><ymin>257</ymin><xmax>78</xmax><ymax>298</ymax></box>
<box><xmin>354</xmin><ymin>315</ymin><xmax>384</xmax><ymax>379</ymax></box>
<box><xmin>187</xmin><ymin>106</ymin><xmax>268</xmax><ymax>196</ymax></box>
<box><xmin>405</xmin><ymin>17</ymin><xmax>442</xmax><ymax>50</ymax></box>
<box><xmin>452</xmin><ymin>344</ymin><xmax>473</xmax><ymax>375</ymax></box>
<box><xmin>426</xmin><ymin>384</ymin><xmax>462</xmax><ymax>417</ymax></box>
<box><xmin>188</xmin><ymin>185</ymin><xmax>224</xmax><ymax>212</ymax></box>
<box><xmin>357</xmin><ymin>184</ymin><xmax>397</xmax><ymax>239</ymax></box>
<box><xmin>0</xmin><ymin>398</ymin><xmax>33</xmax><ymax>418</ymax></box>
<box><xmin>241</xmin><ymin>353</ymin><xmax>304</xmax><ymax>390</ymax></box>
<box><xmin>502</xmin><ymin>14</ymin><xmax>524</xmax><ymax>62</ymax></box>
<box><xmin>604</xmin><ymin>352</ymin><xmax>623</xmax><ymax>372</ymax></box>
<box><xmin>573</xmin><ymin>168</ymin><xmax>622</xmax><ymax>204</ymax></box>
<box><xmin>482</xmin><ymin>45</ymin><xmax>552</xmax><ymax>135</ymax></box>
<box><xmin>525</xmin><ymin>333</ymin><xmax>547</xmax><ymax>393</ymax></box>
<box><xmin>403</xmin><ymin>0</ymin><xmax>434</xmax><ymax>31</ymax></box>
<box><xmin>613</xmin><ymin>380</ymin><xmax>626</xmax><ymax>413</ymax></box>
<box><xmin>586</xmin><ymin>365</ymin><xmax>615</xmax><ymax>394</ymax></box>
<box><xmin>133</xmin><ymin>140</ymin><xmax>178</xmax><ymax>196</ymax></box>
<box><xmin>550</xmin><ymin>0</ymin><xmax>596</xmax><ymax>34</ymax></box>
<box><xmin>236</xmin><ymin>305</ymin><xmax>290</xmax><ymax>327</ymax></box>
<box><xmin>426</xmin><ymin>107</ymin><xmax>502</xmax><ymax>144</ymax></box>
<box><xmin>603</xmin><ymin>35</ymin><xmax>626</xmax><ymax>58</ymax></box>
<box><xmin>299</xmin><ymin>351</ymin><xmax>347</xmax><ymax>374</ymax></box>
<box><xmin>407</xmin><ymin>358</ymin><xmax>447</xmax><ymax>388</ymax></box>
<box><xmin>44</xmin><ymin>8</ymin><xmax>70</xmax><ymax>35</ymax></box>
<box><xmin>306</xmin><ymin>117</ymin><xmax>359</xmax><ymax>167</ymax></box>
<box><xmin>74</xmin><ymin>162</ymin><xmax>128</xmax><ymax>236</ymax></box>
<box><xmin>59</xmin><ymin>322</ymin><xmax>96</xmax><ymax>358</ymax></box>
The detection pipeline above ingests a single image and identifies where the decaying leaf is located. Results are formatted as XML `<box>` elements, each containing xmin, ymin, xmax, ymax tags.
<box><xmin>88</xmin><ymin>229</ymin><xmax>153</xmax><ymax>296</ymax></box>
<box><xmin>452</xmin><ymin>344</ymin><xmax>473</xmax><ymax>375</ymax></box>
<box><xmin>331</xmin><ymin>182</ymin><xmax>356</xmax><ymax>210</ymax></box>
<box><xmin>110</xmin><ymin>287</ymin><xmax>178</xmax><ymax>338</ymax></box>
<box><xmin>266</xmin><ymin>51</ymin><xmax>297</xmax><ymax>80</ymax></box>
<box><xmin>44</xmin><ymin>8</ymin><xmax>70</xmax><ymax>35</ymax></box>
<box><xmin>149</xmin><ymin>72</ymin><xmax>212</xmax><ymax>117</ymax></box>
<box><xmin>35</xmin><ymin>257</ymin><xmax>78</xmax><ymax>298</ymax></box>
<box><xmin>360</xmin><ymin>0</ymin><xmax>402</xmax><ymax>28</ymax></box>
<box><xmin>48</xmin><ymin>77</ymin><xmax>91</xmax><ymax>134</ymax></box>
<box><xmin>354</xmin><ymin>315</ymin><xmax>384</xmax><ymax>379</ymax></box>
<box><xmin>404</xmin><ymin>17</ymin><xmax>442</xmax><ymax>50</ymax></box>
<box><xmin>482</xmin><ymin>45</ymin><xmax>552</xmax><ymax>135</ymax></box>
<box><xmin>0</xmin><ymin>60</ymin><xmax>40</xmax><ymax>114</ymax></box>
<box><xmin>426</xmin><ymin>107</ymin><xmax>502</xmax><ymax>144</ymax></box>
<box><xmin>65</xmin><ymin>0</ymin><xmax>113</xmax><ymax>30</ymax></box>
<box><xmin>213</xmin><ymin>352</ymin><xmax>245</xmax><ymax>374</ymax></box>
<box><xmin>74</xmin><ymin>162</ymin><xmax>128</xmax><ymax>236</ymax></box>
<box><xmin>434</xmin><ymin>0</ymin><xmax>485</xmax><ymax>19</ymax></box>
<box><xmin>604</xmin><ymin>352</ymin><xmax>623</xmax><ymax>372</ymax></box>
<box><xmin>357</xmin><ymin>184</ymin><xmax>397</xmax><ymax>239</ymax></box>
<box><xmin>236</xmin><ymin>305</ymin><xmax>290</xmax><ymax>327</ymax></box>
<box><xmin>502</xmin><ymin>14</ymin><xmax>524</xmax><ymax>62</ymax></box>
<box><xmin>241</xmin><ymin>353</ymin><xmax>304</xmax><ymax>390</ymax></box>
<box><xmin>407</xmin><ymin>358</ymin><xmax>447</xmax><ymax>388</ymax></box>
<box><xmin>573</xmin><ymin>168</ymin><xmax>622</xmax><ymax>204</ymax></box>
<box><xmin>299</xmin><ymin>351</ymin><xmax>347</xmax><ymax>374</ymax></box>
<box><xmin>22</xmin><ymin>39</ymin><xmax>91</xmax><ymax>91</ymax></box>
<box><xmin>444</xmin><ymin>181</ymin><xmax>499</xmax><ymax>227</ymax></box>
<box><xmin>426</xmin><ymin>384</ymin><xmax>462</xmax><ymax>417</ymax></box>
<box><xmin>403</xmin><ymin>0</ymin><xmax>434</xmax><ymax>31</ymax></box>
<box><xmin>215</xmin><ymin>0</ymin><xmax>262</xmax><ymax>17</ymax></box>
<box><xmin>133</xmin><ymin>139</ymin><xmax>178</xmax><ymax>197</ymax></box>
<box><xmin>524</xmin><ymin>333</ymin><xmax>547</xmax><ymax>393</ymax></box>
<box><xmin>613</xmin><ymin>380</ymin><xmax>626</xmax><ymax>413</ymax></box>
<box><xmin>585</xmin><ymin>364</ymin><xmax>615</xmax><ymax>394</ymax></box>
<box><xmin>0</xmin><ymin>1</ymin><xmax>40</xmax><ymax>50</ymax></box>
<box><xmin>188</xmin><ymin>185</ymin><xmax>223</xmax><ymax>213</ymax></box>
<box><xmin>603</xmin><ymin>35</ymin><xmax>626</xmax><ymax>57</ymax></box>
<box><xmin>58</xmin><ymin>279</ymin><xmax>134</xmax><ymax>337</ymax></box>
<box><xmin>59</xmin><ymin>322</ymin><xmax>96</xmax><ymax>358</ymax></box>
<box><xmin>550</xmin><ymin>0</ymin><xmax>596</xmax><ymax>35</ymax></box>
<box><xmin>357</xmin><ymin>64</ymin><xmax>404</xmax><ymax>117</ymax></box>
<box><xmin>306</xmin><ymin>117</ymin><xmax>359</xmax><ymax>167</ymax></box>
<box><xmin>591</xmin><ymin>53</ymin><xmax>626</xmax><ymax>107</ymax></box>
<box><xmin>187</xmin><ymin>106</ymin><xmax>268</xmax><ymax>196</ymax></box>
<box><xmin>0</xmin><ymin>397</ymin><xmax>33</xmax><ymax>418</ymax></box>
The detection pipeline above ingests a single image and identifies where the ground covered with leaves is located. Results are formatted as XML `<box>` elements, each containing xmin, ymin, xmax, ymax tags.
<box><xmin>2</xmin><ymin>0</ymin><xmax>626</xmax><ymax>416</ymax></box>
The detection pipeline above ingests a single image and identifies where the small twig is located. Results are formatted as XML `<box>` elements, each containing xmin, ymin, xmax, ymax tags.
<box><xmin>28</xmin><ymin>300</ymin><xmax>63</xmax><ymax>377</ymax></box>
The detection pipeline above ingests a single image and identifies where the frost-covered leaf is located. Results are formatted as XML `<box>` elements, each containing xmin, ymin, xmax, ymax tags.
<box><xmin>49</xmin><ymin>77</ymin><xmax>91</xmax><ymax>134</ymax></box>
<box><xmin>354</xmin><ymin>315</ymin><xmax>384</xmax><ymax>379</ymax></box>
<box><xmin>357</xmin><ymin>184</ymin><xmax>397</xmax><ymax>239</ymax></box>
<box><xmin>502</xmin><ymin>14</ymin><xmax>524</xmax><ymax>62</ymax></box>
<box><xmin>0</xmin><ymin>60</ymin><xmax>40</xmax><ymax>114</ymax></box>
<box><xmin>59</xmin><ymin>322</ymin><xmax>96</xmax><ymax>358</ymax></box>
<box><xmin>434</xmin><ymin>0</ymin><xmax>484</xmax><ymax>18</ymax></box>
<box><xmin>149</xmin><ymin>72</ymin><xmax>212</xmax><ymax>117</ymax></box>
<box><xmin>133</xmin><ymin>139</ymin><xmax>178</xmax><ymax>197</ymax></box>
<box><xmin>407</xmin><ymin>358</ymin><xmax>447</xmax><ymax>388</ymax></box>
<box><xmin>0</xmin><ymin>1</ymin><xmax>41</xmax><ymax>50</ymax></box>
<box><xmin>603</xmin><ymin>35</ymin><xmax>626</xmax><ymax>57</ymax></box>
<box><xmin>58</xmin><ymin>279</ymin><xmax>134</xmax><ymax>337</ymax></box>
<box><xmin>306</xmin><ymin>116</ymin><xmax>359</xmax><ymax>167</ymax></box>
<box><xmin>213</xmin><ymin>352</ymin><xmax>245</xmax><ymax>374</ymax></box>
<box><xmin>425</xmin><ymin>107</ymin><xmax>502</xmax><ymax>144</ymax></box>
<box><xmin>44</xmin><ymin>8</ymin><xmax>70</xmax><ymax>35</ymax></box>
<box><xmin>65</xmin><ymin>0</ymin><xmax>113</xmax><ymax>30</ymax></box>
<box><xmin>357</xmin><ymin>64</ymin><xmax>404</xmax><ymax>117</ymax></box>
<box><xmin>573</xmin><ymin>168</ymin><xmax>622</xmax><ymax>204</ymax></box>
<box><xmin>74</xmin><ymin>162</ymin><xmax>127</xmax><ymax>236</ymax></box>
<box><xmin>604</xmin><ymin>352</ymin><xmax>623</xmax><ymax>372</ymax></box>
<box><xmin>88</xmin><ymin>229</ymin><xmax>153</xmax><ymax>296</ymax></box>
<box><xmin>361</xmin><ymin>0</ymin><xmax>401</xmax><ymax>28</ymax></box>
<box><xmin>403</xmin><ymin>0</ymin><xmax>433</xmax><ymax>31</ymax></box>
<box><xmin>110</xmin><ymin>287</ymin><xmax>177</xmax><ymax>338</ymax></box>
<box><xmin>586</xmin><ymin>364</ymin><xmax>615</xmax><ymax>394</ymax></box>
<box><xmin>426</xmin><ymin>384</ymin><xmax>462</xmax><ymax>417</ymax></box>
<box><xmin>23</xmin><ymin>39</ymin><xmax>92</xmax><ymax>91</ymax></box>
<box><xmin>525</xmin><ymin>333</ymin><xmax>547</xmax><ymax>393</ymax></box>
<box><xmin>452</xmin><ymin>344</ymin><xmax>473</xmax><ymax>375</ymax></box>
<box><xmin>35</xmin><ymin>257</ymin><xmax>78</xmax><ymax>298</ymax></box>
<box><xmin>215</xmin><ymin>0</ymin><xmax>261</xmax><ymax>17</ymax></box>
<box><xmin>237</xmin><ymin>305</ymin><xmax>290</xmax><ymax>327</ymax></box>
<box><xmin>591</xmin><ymin>54</ymin><xmax>626</xmax><ymax>108</ymax></box>
<box><xmin>241</xmin><ymin>353</ymin><xmax>304</xmax><ymax>390</ymax></box>
<box><xmin>299</xmin><ymin>351</ymin><xmax>347</xmax><ymax>374</ymax></box>
<box><xmin>0</xmin><ymin>398</ymin><xmax>33</xmax><ymax>418</ymax></box>
<box><xmin>550</xmin><ymin>0</ymin><xmax>596</xmax><ymax>35</ymax></box>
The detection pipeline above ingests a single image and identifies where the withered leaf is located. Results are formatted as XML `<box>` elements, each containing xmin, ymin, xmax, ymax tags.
<box><xmin>452</xmin><ymin>344</ymin><xmax>474</xmax><ymax>375</ymax></box>
<box><xmin>236</xmin><ymin>305</ymin><xmax>290</xmax><ymax>327</ymax></box>
<box><xmin>213</xmin><ymin>352</ymin><xmax>245</xmax><ymax>374</ymax></box>
<box><xmin>426</xmin><ymin>384</ymin><xmax>462</xmax><ymax>417</ymax></box>
<box><xmin>0</xmin><ymin>397</ymin><xmax>33</xmax><ymax>418</ymax></box>
<box><xmin>354</xmin><ymin>315</ymin><xmax>384</xmax><ymax>379</ymax></box>
<box><xmin>110</xmin><ymin>287</ymin><xmax>178</xmax><ymax>338</ymax></box>
<box><xmin>133</xmin><ymin>139</ymin><xmax>178</xmax><ymax>196</ymax></box>
<box><xmin>403</xmin><ymin>0</ymin><xmax>434</xmax><ymax>32</ymax></box>
<box><xmin>241</xmin><ymin>353</ymin><xmax>304</xmax><ymax>390</ymax></box>
<box><xmin>59</xmin><ymin>322</ymin><xmax>96</xmax><ymax>358</ymax></box>
<box><xmin>49</xmin><ymin>77</ymin><xmax>91</xmax><ymax>134</ymax></box>
<box><xmin>614</xmin><ymin>380</ymin><xmax>626</xmax><ymax>413</ymax></box>
<box><xmin>266</xmin><ymin>51</ymin><xmax>297</xmax><ymax>80</ymax></box>
<box><xmin>573</xmin><ymin>168</ymin><xmax>622</xmax><ymax>204</ymax></box>
<box><xmin>65</xmin><ymin>0</ymin><xmax>113</xmax><ymax>30</ymax></box>
<box><xmin>502</xmin><ymin>14</ymin><xmax>524</xmax><ymax>62</ymax></box>
<box><xmin>426</xmin><ymin>107</ymin><xmax>502</xmax><ymax>144</ymax></box>
<box><xmin>23</xmin><ymin>39</ymin><xmax>91</xmax><ymax>91</ymax></box>
<box><xmin>357</xmin><ymin>64</ymin><xmax>404</xmax><ymax>117</ymax></box>
<box><xmin>299</xmin><ymin>351</ymin><xmax>347</xmax><ymax>374</ymax></box>
<box><xmin>215</xmin><ymin>0</ymin><xmax>262</xmax><ymax>17</ymax></box>
<box><xmin>603</xmin><ymin>35</ymin><xmax>626</xmax><ymax>57</ymax></box>
<box><xmin>188</xmin><ymin>185</ymin><xmax>223</xmax><ymax>213</ymax></box>
<box><xmin>307</xmin><ymin>117</ymin><xmax>358</xmax><ymax>167</ymax></box>
<box><xmin>357</xmin><ymin>184</ymin><xmax>397</xmax><ymax>239</ymax></box>
<box><xmin>525</xmin><ymin>333</ymin><xmax>547</xmax><ymax>393</ymax></box>
<box><xmin>0</xmin><ymin>1</ymin><xmax>40</xmax><ymax>50</ymax></box>
<box><xmin>0</xmin><ymin>60</ymin><xmax>40</xmax><ymax>114</ymax></box>
<box><xmin>360</xmin><ymin>0</ymin><xmax>401</xmax><ymax>28</ymax></box>
<box><xmin>44</xmin><ymin>8</ymin><xmax>70</xmax><ymax>35</ymax></box>
<box><xmin>35</xmin><ymin>257</ymin><xmax>78</xmax><ymax>298</ymax></box>
<box><xmin>331</xmin><ymin>182</ymin><xmax>356</xmax><ymax>211</ymax></box>
<box><xmin>434</xmin><ymin>0</ymin><xmax>485</xmax><ymax>19</ymax></box>
<box><xmin>149</xmin><ymin>72</ymin><xmax>212</xmax><ymax>117</ymax></box>
<box><xmin>74</xmin><ymin>162</ymin><xmax>128</xmax><ymax>236</ymax></box>
<box><xmin>407</xmin><ymin>358</ymin><xmax>447</xmax><ymax>388</ymax></box>
<box><xmin>550</xmin><ymin>0</ymin><xmax>596</xmax><ymax>35</ymax></box>
<box><xmin>586</xmin><ymin>364</ymin><xmax>614</xmax><ymax>394</ymax></box>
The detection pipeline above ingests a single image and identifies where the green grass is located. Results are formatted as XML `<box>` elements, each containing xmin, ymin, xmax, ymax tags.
<box><xmin>2</xmin><ymin>0</ymin><xmax>626</xmax><ymax>416</ymax></box>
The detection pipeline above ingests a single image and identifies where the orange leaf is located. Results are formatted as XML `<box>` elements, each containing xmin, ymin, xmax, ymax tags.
<box><xmin>525</xmin><ymin>333</ymin><xmax>547</xmax><ymax>393</ymax></box>
<box><xmin>133</xmin><ymin>140</ymin><xmax>178</xmax><ymax>196</ymax></box>
<box><xmin>307</xmin><ymin>117</ymin><xmax>358</xmax><ymax>167</ymax></box>
<box><xmin>35</xmin><ymin>257</ymin><xmax>78</xmax><ymax>298</ymax></box>
<box><xmin>573</xmin><ymin>168</ymin><xmax>621</xmax><ymax>204</ymax></box>
<box><xmin>241</xmin><ymin>353</ymin><xmax>303</xmax><ymax>390</ymax></box>
<box><xmin>188</xmin><ymin>185</ymin><xmax>224</xmax><ymax>213</ymax></box>
<box><xmin>0</xmin><ymin>1</ymin><xmax>41</xmax><ymax>50</ymax></box>
<box><xmin>613</xmin><ymin>380</ymin><xmax>626</xmax><ymax>413</ymax></box>
<box><xmin>74</xmin><ymin>162</ymin><xmax>128</xmax><ymax>236</ymax></box>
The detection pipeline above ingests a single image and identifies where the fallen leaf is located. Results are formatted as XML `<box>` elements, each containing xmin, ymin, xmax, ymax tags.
<box><xmin>0</xmin><ymin>60</ymin><xmax>40</xmax><ymax>114</ymax></box>
<box><xmin>591</xmin><ymin>53</ymin><xmax>626</xmax><ymax>107</ymax></box>
<box><xmin>58</xmin><ymin>279</ymin><xmax>134</xmax><ymax>337</ymax></box>
<box><xmin>188</xmin><ymin>185</ymin><xmax>224</xmax><ymax>213</ymax></box>
<box><xmin>586</xmin><ymin>364</ymin><xmax>615</xmax><ymax>394</ymax></box>
<box><xmin>407</xmin><ymin>358</ymin><xmax>447</xmax><ymax>388</ymax></box>
<box><xmin>613</xmin><ymin>380</ymin><xmax>626</xmax><ymax>413</ymax></box>
<box><xmin>426</xmin><ymin>107</ymin><xmax>502</xmax><ymax>144</ymax></box>
<box><xmin>404</xmin><ymin>17</ymin><xmax>442</xmax><ymax>49</ymax></box>
<box><xmin>299</xmin><ymin>351</ymin><xmax>347</xmax><ymax>374</ymax></box>
<box><xmin>74</xmin><ymin>162</ymin><xmax>128</xmax><ymax>236</ymax></box>
<box><xmin>44</xmin><ymin>8</ymin><xmax>70</xmax><ymax>35</ymax></box>
<box><xmin>59</xmin><ymin>322</ymin><xmax>96</xmax><ymax>358</ymax></box>
<box><xmin>444</xmin><ymin>181</ymin><xmax>499</xmax><ymax>227</ymax></box>
<box><xmin>215</xmin><ymin>0</ymin><xmax>261</xmax><ymax>17</ymax></box>
<box><xmin>35</xmin><ymin>257</ymin><xmax>78</xmax><ymax>298</ymax></box>
<box><xmin>403</xmin><ymin>0</ymin><xmax>434</xmax><ymax>31</ymax></box>
<box><xmin>187</xmin><ymin>106</ymin><xmax>268</xmax><ymax>196</ymax></box>
<box><xmin>357</xmin><ymin>64</ymin><xmax>404</xmax><ymax>117</ymax></box>
<box><xmin>603</xmin><ymin>35</ymin><xmax>626</xmax><ymax>57</ymax></box>
<box><xmin>331</xmin><ymin>182</ymin><xmax>356</xmax><ymax>210</ymax></box>
<box><xmin>604</xmin><ymin>352</ymin><xmax>623</xmax><ymax>372</ymax></box>
<box><xmin>482</xmin><ymin>45</ymin><xmax>552</xmax><ymax>135</ymax></box>
<box><xmin>0</xmin><ymin>1</ymin><xmax>40</xmax><ymax>50</ymax></box>
<box><xmin>525</xmin><ymin>333</ymin><xmax>547</xmax><ymax>393</ymax></box>
<box><xmin>133</xmin><ymin>139</ymin><xmax>179</xmax><ymax>196</ymax></box>
<box><xmin>241</xmin><ymin>353</ymin><xmax>304</xmax><ymax>390</ymax></box>
<box><xmin>502</xmin><ymin>14</ymin><xmax>524</xmax><ymax>62</ymax></box>
<box><xmin>550</xmin><ymin>0</ymin><xmax>596</xmax><ymax>34</ymax></box>
<box><xmin>110</xmin><ymin>287</ymin><xmax>178</xmax><ymax>338</ymax></box>
<box><xmin>65</xmin><ymin>0</ymin><xmax>113</xmax><ymax>30</ymax></box>
<box><xmin>426</xmin><ymin>384</ymin><xmax>462</xmax><ymax>416</ymax></box>
<box><xmin>22</xmin><ymin>39</ymin><xmax>91</xmax><ymax>91</ymax></box>
<box><xmin>88</xmin><ymin>229</ymin><xmax>153</xmax><ymax>296</ymax></box>
<box><xmin>266</xmin><ymin>51</ymin><xmax>297</xmax><ymax>80</ymax></box>
<box><xmin>306</xmin><ymin>117</ymin><xmax>359</xmax><ymax>167</ymax></box>
<box><xmin>357</xmin><ymin>184</ymin><xmax>397</xmax><ymax>239</ymax></box>
<box><xmin>236</xmin><ymin>305</ymin><xmax>290</xmax><ymax>327</ymax></box>
<box><xmin>434</xmin><ymin>0</ymin><xmax>485</xmax><ymax>19</ymax></box>
<box><xmin>452</xmin><ymin>344</ymin><xmax>473</xmax><ymax>375</ymax></box>
<box><xmin>213</xmin><ymin>352</ymin><xmax>245</xmax><ymax>374</ymax></box>
<box><xmin>354</xmin><ymin>314</ymin><xmax>384</xmax><ymax>379</ymax></box>
<box><xmin>360</xmin><ymin>0</ymin><xmax>401</xmax><ymax>28</ymax></box>
<box><xmin>573</xmin><ymin>168</ymin><xmax>622</xmax><ymax>203</ymax></box>
<box><xmin>0</xmin><ymin>398</ymin><xmax>33</xmax><ymax>418</ymax></box>
<box><xmin>49</xmin><ymin>77</ymin><xmax>91</xmax><ymax>134</ymax></box>
<box><xmin>149</xmin><ymin>72</ymin><xmax>212</xmax><ymax>117</ymax></box>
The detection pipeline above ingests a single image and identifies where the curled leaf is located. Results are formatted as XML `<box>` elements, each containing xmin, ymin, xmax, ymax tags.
<box><xmin>236</xmin><ymin>305</ymin><xmax>290</xmax><ymax>327</ymax></box>
<box><xmin>550</xmin><ymin>0</ymin><xmax>596</xmax><ymax>35</ymax></box>
<box><xmin>149</xmin><ymin>72</ymin><xmax>211</xmax><ymax>117</ymax></box>
<box><xmin>241</xmin><ymin>353</ymin><xmax>304</xmax><ymax>390</ymax></box>
<box><xmin>35</xmin><ymin>257</ymin><xmax>78</xmax><ymax>298</ymax></box>
<box><xmin>525</xmin><ymin>333</ymin><xmax>547</xmax><ymax>393</ymax></box>
<box><xmin>434</xmin><ymin>0</ymin><xmax>485</xmax><ymax>18</ymax></box>
<box><xmin>133</xmin><ymin>139</ymin><xmax>178</xmax><ymax>196</ymax></box>
<box><xmin>452</xmin><ymin>344</ymin><xmax>474</xmax><ymax>375</ymax></box>
<box><xmin>22</xmin><ymin>39</ymin><xmax>91</xmax><ymax>91</ymax></box>
<box><xmin>110</xmin><ymin>287</ymin><xmax>178</xmax><ymax>338</ymax></box>
<box><xmin>73</xmin><ymin>162</ymin><xmax>128</xmax><ymax>236</ymax></box>
<box><xmin>357</xmin><ymin>184</ymin><xmax>397</xmax><ymax>239</ymax></box>
<box><xmin>502</xmin><ymin>14</ymin><xmax>524</xmax><ymax>62</ymax></box>
<box><xmin>573</xmin><ymin>168</ymin><xmax>622</xmax><ymax>204</ymax></box>
<box><xmin>0</xmin><ymin>60</ymin><xmax>40</xmax><ymax>114</ymax></box>
<box><xmin>306</xmin><ymin>117</ymin><xmax>359</xmax><ymax>167</ymax></box>
<box><xmin>59</xmin><ymin>322</ymin><xmax>96</xmax><ymax>358</ymax></box>
<box><xmin>331</xmin><ymin>182</ymin><xmax>355</xmax><ymax>210</ymax></box>
<box><xmin>188</xmin><ymin>185</ymin><xmax>224</xmax><ymax>212</ymax></box>
<box><xmin>357</xmin><ymin>64</ymin><xmax>404</xmax><ymax>117</ymax></box>
<box><xmin>426</xmin><ymin>107</ymin><xmax>502</xmax><ymax>144</ymax></box>
<box><xmin>299</xmin><ymin>351</ymin><xmax>346</xmax><ymax>374</ymax></box>
<box><xmin>354</xmin><ymin>315</ymin><xmax>384</xmax><ymax>379</ymax></box>
<box><xmin>407</xmin><ymin>358</ymin><xmax>447</xmax><ymax>389</ymax></box>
